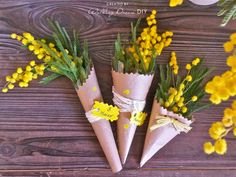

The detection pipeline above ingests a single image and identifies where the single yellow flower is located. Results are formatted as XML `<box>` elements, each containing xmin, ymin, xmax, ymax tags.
<box><xmin>16</xmin><ymin>67</ymin><xmax>23</xmax><ymax>74</ymax></box>
<box><xmin>209</xmin><ymin>122</ymin><xmax>225</xmax><ymax>140</ymax></box>
<box><xmin>209</xmin><ymin>95</ymin><xmax>221</xmax><ymax>104</ymax></box>
<box><xmin>214</xmin><ymin>139</ymin><xmax>227</xmax><ymax>155</ymax></box>
<box><xmin>186</xmin><ymin>64</ymin><xmax>191</xmax><ymax>70</ymax></box>
<box><xmin>10</xmin><ymin>33</ymin><xmax>17</xmax><ymax>39</ymax></box>
<box><xmin>191</xmin><ymin>96</ymin><xmax>198</xmax><ymax>102</ymax></box>
<box><xmin>230</xmin><ymin>33</ymin><xmax>236</xmax><ymax>44</ymax></box>
<box><xmin>203</xmin><ymin>142</ymin><xmax>215</xmax><ymax>155</ymax></box>
<box><xmin>205</xmin><ymin>82</ymin><xmax>216</xmax><ymax>94</ymax></box>
<box><xmin>165</xmin><ymin>101</ymin><xmax>170</xmax><ymax>107</ymax></box>
<box><xmin>181</xmin><ymin>106</ymin><xmax>188</xmax><ymax>113</ymax></box>
<box><xmin>2</xmin><ymin>87</ymin><xmax>8</xmax><ymax>93</ymax></box>
<box><xmin>8</xmin><ymin>83</ymin><xmax>14</xmax><ymax>90</ymax></box>
<box><xmin>224</xmin><ymin>108</ymin><xmax>234</xmax><ymax>118</ymax></box>
<box><xmin>224</xmin><ymin>41</ymin><xmax>234</xmax><ymax>52</ymax></box>
<box><xmin>169</xmin><ymin>0</ymin><xmax>183</xmax><ymax>7</ymax></box>
<box><xmin>172</xmin><ymin>106</ymin><xmax>178</xmax><ymax>113</ymax></box>
<box><xmin>186</xmin><ymin>75</ymin><xmax>192</xmax><ymax>82</ymax></box>
<box><xmin>222</xmin><ymin>116</ymin><xmax>233</xmax><ymax>127</ymax></box>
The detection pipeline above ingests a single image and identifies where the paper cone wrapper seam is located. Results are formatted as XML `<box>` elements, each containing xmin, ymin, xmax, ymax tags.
<box><xmin>140</xmin><ymin>100</ymin><xmax>192</xmax><ymax>167</ymax></box>
<box><xmin>112</xmin><ymin>70</ymin><xmax>154</xmax><ymax>164</ymax></box>
<box><xmin>76</xmin><ymin>67</ymin><xmax>122</xmax><ymax>173</ymax></box>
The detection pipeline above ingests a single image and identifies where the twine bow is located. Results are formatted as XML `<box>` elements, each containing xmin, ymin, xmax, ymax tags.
<box><xmin>112</xmin><ymin>87</ymin><xmax>145</xmax><ymax>113</ymax></box>
<box><xmin>150</xmin><ymin>115</ymin><xmax>192</xmax><ymax>134</ymax></box>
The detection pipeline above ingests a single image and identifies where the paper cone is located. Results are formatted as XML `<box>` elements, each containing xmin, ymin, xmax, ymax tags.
<box><xmin>76</xmin><ymin>67</ymin><xmax>122</xmax><ymax>173</ymax></box>
<box><xmin>112</xmin><ymin>70</ymin><xmax>154</xmax><ymax>164</ymax></box>
<box><xmin>140</xmin><ymin>100</ymin><xmax>192</xmax><ymax>167</ymax></box>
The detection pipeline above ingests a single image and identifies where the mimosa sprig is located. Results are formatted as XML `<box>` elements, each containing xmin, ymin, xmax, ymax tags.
<box><xmin>155</xmin><ymin>52</ymin><xmax>213</xmax><ymax>119</ymax></box>
<box><xmin>2</xmin><ymin>20</ymin><xmax>92</xmax><ymax>93</ymax></box>
<box><xmin>112</xmin><ymin>10</ymin><xmax>173</xmax><ymax>74</ymax></box>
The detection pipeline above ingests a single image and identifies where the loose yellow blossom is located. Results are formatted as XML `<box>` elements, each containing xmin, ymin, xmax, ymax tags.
<box><xmin>169</xmin><ymin>0</ymin><xmax>183</xmax><ymax>7</ymax></box>
<box><xmin>224</xmin><ymin>41</ymin><xmax>234</xmax><ymax>52</ymax></box>
<box><xmin>209</xmin><ymin>122</ymin><xmax>226</xmax><ymax>140</ymax></box>
<box><xmin>214</xmin><ymin>139</ymin><xmax>227</xmax><ymax>155</ymax></box>
<box><xmin>222</xmin><ymin>116</ymin><xmax>233</xmax><ymax>127</ymax></box>
<box><xmin>204</xmin><ymin>100</ymin><xmax>236</xmax><ymax>155</ymax></box>
<box><xmin>203</xmin><ymin>142</ymin><xmax>215</xmax><ymax>155</ymax></box>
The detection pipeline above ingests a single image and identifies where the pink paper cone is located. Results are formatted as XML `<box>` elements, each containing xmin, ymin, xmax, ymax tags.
<box><xmin>76</xmin><ymin>67</ymin><xmax>122</xmax><ymax>173</ymax></box>
<box><xmin>140</xmin><ymin>100</ymin><xmax>192</xmax><ymax>167</ymax></box>
<box><xmin>112</xmin><ymin>70</ymin><xmax>154</xmax><ymax>164</ymax></box>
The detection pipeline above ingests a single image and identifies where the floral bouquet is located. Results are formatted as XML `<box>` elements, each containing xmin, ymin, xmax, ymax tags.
<box><xmin>2</xmin><ymin>21</ymin><xmax>122</xmax><ymax>173</ymax></box>
<box><xmin>140</xmin><ymin>52</ymin><xmax>212</xmax><ymax>166</ymax></box>
<box><xmin>111</xmin><ymin>10</ymin><xmax>173</xmax><ymax>164</ymax></box>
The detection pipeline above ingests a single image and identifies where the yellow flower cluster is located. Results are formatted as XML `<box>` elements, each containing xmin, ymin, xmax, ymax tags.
<box><xmin>169</xmin><ymin>0</ymin><xmax>184</xmax><ymax>7</ymax></box>
<box><xmin>205</xmin><ymin>71</ymin><xmax>236</xmax><ymax>104</ymax></box>
<box><xmin>205</xmin><ymin>34</ymin><xmax>236</xmax><ymax>104</ymax></box>
<box><xmin>169</xmin><ymin>51</ymin><xmax>178</xmax><ymax>74</ymax></box>
<box><xmin>164</xmin><ymin>53</ymin><xmax>199</xmax><ymax>114</ymax></box>
<box><xmin>128</xmin><ymin>10</ymin><xmax>173</xmax><ymax>70</ymax></box>
<box><xmin>203</xmin><ymin>100</ymin><xmax>236</xmax><ymax>155</ymax></box>
<box><xmin>2</xmin><ymin>61</ymin><xmax>45</xmax><ymax>93</ymax></box>
<box><xmin>2</xmin><ymin>32</ymin><xmax>58</xmax><ymax>93</ymax></box>
<box><xmin>11</xmin><ymin>32</ymin><xmax>56</xmax><ymax>63</ymax></box>
<box><xmin>223</xmin><ymin>33</ymin><xmax>236</xmax><ymax>53</ymax></box>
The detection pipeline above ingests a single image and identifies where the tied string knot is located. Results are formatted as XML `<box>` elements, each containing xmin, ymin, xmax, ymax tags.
<box><xmin>112</xmin><ymin>87</ymin><xmax>146</xmax><ymax>113</ymax></box>
<box><xmin>150</xmin><ymin>115</ymin><xmax>192</xmax><ymax>134</ymax></box>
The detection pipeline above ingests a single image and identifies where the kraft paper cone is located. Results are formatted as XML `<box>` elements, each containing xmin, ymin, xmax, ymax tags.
<box><xmin>112</xmin><ymin>70</ymin><xmax>154</xmax><ymax>164</ymax></box>
<box><xmin>76</xmin><ymin>67</ymin><xmax>122</xmax><ymax>173</ymax></box>
<box><xmin>140</xmin><ymin>100</ymin><xmax>192</xmax><ymax>167</ymax></box>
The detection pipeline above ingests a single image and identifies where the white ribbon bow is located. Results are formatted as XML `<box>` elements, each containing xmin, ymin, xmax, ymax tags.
<box><xmin>112</xmin><ymin>87</ymin><xmax>146</xmax><ymax>112</ymax></box>
<box><xmin>150</xmin><ymin>115</ymin><xmax>192</xmax><ymax>134</ymax></box>
<box><xmin>85</xmin><ymin>109</ymin><xmax>101</xmax><ymax>123</ymax></box>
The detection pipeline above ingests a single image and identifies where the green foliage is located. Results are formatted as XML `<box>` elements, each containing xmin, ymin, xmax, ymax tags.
<box><xmin>218</xmin><ymin>0</ymin><xmax>236</xmax><ymax>26</ymax></box>
<box><xmin>39</xmin><ymin>20</ymin><xmax>92</xmax><ymax>87</ymax></box>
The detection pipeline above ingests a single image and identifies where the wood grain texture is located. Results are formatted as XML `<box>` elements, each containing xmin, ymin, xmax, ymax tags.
<box><xmin>0</xmin><ymin>0</ymin><xmax>236</xmax><ymax>176</ymax></box>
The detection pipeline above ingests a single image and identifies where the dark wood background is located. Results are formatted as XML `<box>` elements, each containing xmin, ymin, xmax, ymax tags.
<box><xmin>0</xmin><ymin>0</ymin><xmax>236</xmax><ymax>176</ymax></box>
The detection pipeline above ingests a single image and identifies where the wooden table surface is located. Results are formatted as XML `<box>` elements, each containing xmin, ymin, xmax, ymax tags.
<box><xmin>0</xmin><ymin>0</ymin><xmax>236</xmax><ymax>176</ymax></box>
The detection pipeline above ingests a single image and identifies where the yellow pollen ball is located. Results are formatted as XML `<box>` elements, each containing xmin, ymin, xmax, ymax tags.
<box><xmin>10</xmin><ymin>33</ymin><xmax>17</xmax><ymax>39</ymax></box>
<box><xmin>186</xmin><ymin>75</ymin><xmax>193</xmax><ymax>82</ymax></box>
<box><xmin>182</xmin><ymin>106</ymin><xmax>188</xmax><ymax>113</ymax></box>
<box><xmin>2</xmin><ymin>88</ymin><xmax>8</xmax><ymax>93</ymax></box>
<box><xmin>17</xmin><ymin>67</ymin><xmax>23</xmax><ymax>74</ymax></box>
<box><xmin>21</xmin><ymin>39</ymin><xmax>28</xmax><ymax>45</ymax></box>
<box><xmin>30</xmin><ymin>60</ymin><xmax>36</xmax><ymax>66</ymax></box>
<box><xmin>186</xmin><ymin>64</ymin><xmax>192</xmax><ymax>70</ymax></box>
<box><xmin>8</xmin><ymin>84</ymin><xmax>14</xmax><ymax>90</ymax></box>
<box><xmin>191</xmin><ymin>96</ymin><xmax>198</xmax><ymax>102</ymax></box>
<box><xmin>28</xmin><ymin>45</ymin><xmax>35</xmax><ymax>51</ymax></box>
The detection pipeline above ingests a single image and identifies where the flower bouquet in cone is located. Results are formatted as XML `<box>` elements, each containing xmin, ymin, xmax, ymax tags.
<box><xmin>112</xmin><ymin>10</ymin><xmax>173</xmax><ymax>164</ymax></box>
<box><xmin>140</xmin><ymin>52</ymin><xmax>213</xmax><ymax>167</ymax></box>
<box><xmin>2</xmin><ymin>21</ymin><xmax>122</xmax><ymax>173</ymax></box>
